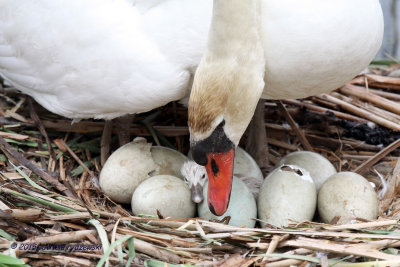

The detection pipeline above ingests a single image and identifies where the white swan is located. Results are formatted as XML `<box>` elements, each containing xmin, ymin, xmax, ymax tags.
<box><xmin>0</xmin><ymin>1</ymin><xmax>382</xmax><ymax>120</ymax></box>
<box><xmin>189</xmin><ymin>0</ymin><xmax>383</xmax><ymax>215</ymax></box>
<box><xmin>0</xmin><ymin>0</ymin><xmax>383</xmax><ymax>215</ymax></box>
<box><xmin>0</xmin><ymin>0</ymin><xmax>212</xmax><ymax>119</ymax></box>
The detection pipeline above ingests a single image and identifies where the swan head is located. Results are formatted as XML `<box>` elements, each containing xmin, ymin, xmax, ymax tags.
<box><xmin>188</xmin><ymin>60</ymin><xmax>264</xmax><ymax>215</ymax></box>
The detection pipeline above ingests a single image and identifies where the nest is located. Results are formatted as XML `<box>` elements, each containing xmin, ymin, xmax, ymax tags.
<box><xmin>1</xmin><ymin>64</ymin><xmax>400</xmax><ymax>266</ymax></box>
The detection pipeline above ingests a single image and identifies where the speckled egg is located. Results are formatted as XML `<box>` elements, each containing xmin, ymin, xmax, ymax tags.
<box><xmin>150</xmin><ymin>146</ymin><xmax>188</xmax><ymax>179</ymax></box>
<box><xmin>100</xmin><ymin>138</ymin><xmax>156</xmax><ymax>203</ymax></box>
<box><xmin>278</xmin><ymin>151</ymin><xmax>336</xmax><ymax>191</ymax></box>
<box><xmin>318</xmin><ymin>172</ymin><xmax>378</xmax><ymax>224</ymax></box>
<box><xmin>258</xmin><ymin>165</ymin><xmax>317</xmax><ymax>227</ymax></box>
<box><xmin>131</xmin><ymin>175</ymin><xmax>196</xmax><ymax>218</ymax></box>
<box><xmin>198</xmin><ymin>176</ymin><xmax>257</xmax><ymax>228</ymax></box>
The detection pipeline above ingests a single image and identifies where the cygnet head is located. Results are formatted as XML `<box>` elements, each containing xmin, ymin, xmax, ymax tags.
<box><xmin>180</xmin><ymin>161</ymin><xmax>208</xmax><ymax>203</ymax></box>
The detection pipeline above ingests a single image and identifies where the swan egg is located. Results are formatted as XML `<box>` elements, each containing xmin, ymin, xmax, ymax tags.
<box><xmin>278</xmin><ymin>151</ymin><xmax>336</xmax><ymax>191</ymax></box>
<box><xmin>258</xmin><ymin>165</ymin><xmax>317</xmax><ymax>227</ymax></box>
<box><xmin>150</xmin><ymin>146</ymin><xmax>188</xmax><ymax>179</ymax></box>
<box><xmin>131</xmin><ymin>175</ymin><xmax>195</xmax><ymax>218</ymax></box>
<box><xmin>233</xmin><ymin>147</ymin><xmax>264</xmax><ymax>181</ymax></box>
<box><xmin>318</xmin><ymin>172</ymin><xmax>378</xmax><ymax>224</ymax></box>
<box><xmin>99</xmin><ymin>138</ymin><xmax>156</xmax><ymax>203</ymax></box>
<box><xmin>198</xmin><ymin>176</ymin><xmax>257</xmax><ymax>228</ymax></box>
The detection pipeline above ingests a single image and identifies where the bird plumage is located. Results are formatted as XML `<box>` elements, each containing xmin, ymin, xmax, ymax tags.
<box><xmin>0</xmin><ymin>0</ymin><xmax>383</xmax><ymax>122</ymax></box>
<box><xmin>0</xmin><ymin>0</ymin><xmax>211</xmax><ymax>119</ymax></box>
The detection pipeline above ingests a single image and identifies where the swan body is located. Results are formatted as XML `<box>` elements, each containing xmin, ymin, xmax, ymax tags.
<box><xmin>0</xmin><ymin>0</ymin><xmax>382</xmax><ymax>121</ymax></box>
<box><xmin>261</xmin><ymin>0</ymin><xmax>383</xmax><ymax>100</ymax></box>
<box><xmin>0</xmin><ymin>0</ymin><xmax>211</xmax><ymax>119</ymax></box>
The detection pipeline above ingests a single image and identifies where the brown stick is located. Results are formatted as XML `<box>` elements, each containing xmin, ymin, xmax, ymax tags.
<box><xmin>354</xmin><ymin>138</ymin><xmax>400</xmax><ymax>175</ymax></box>
<box><xmin>340</xmin><ymin>84</ymin><xmax>400</xmax><ymax>114</ymax></box>
<box><xmin>282</xmin><ymin>99</ymin><xmax>368</xmax><ymax>123</ymax></box>
<box><xmin>337</xmin><ymin>92</ymin><xmax>400</xmax><ymax>124</ymax></box>
<box><xmin>54</xmin><ymin>139</ymin><xmax>96</xmax><ymax>178</ymax></box>
<box><xmin>367</xmin><ymin>88</ymin><xmax>400</xmax><ymax>102</ymax></box>
<box><xmin>308</xmin><ymin>134</ymin><xmax>380</xmax><ymax>151</ymax></box>
<box><xmin>100</xmin><ymin>120</ymin><xmax>112</xmax><ymax>166</ymax></box>
<box><xmin>281</xmin><ymin>237</ymin><xmax>400</xmax><ymax>261</ymax></box>
<box><xmin>319</xmin><ymin>94</ymin><xmax>400</xmax><ymax>131</ymax></box>
<box><xmin>268</xmin><ymin>138</ymin><xmax>299</xmax><ymax>151</ymax></box>
<box><xmin>29</xmin><ymin>99</ymin><xmax>57</xmax><ymax>162</ymax></box>
<box><xmin>40</xmin><ymin>119</ymin><xmax>189</xmax><ymax>136</ymax></box>
<box><xmin>0</xmin><ymin>136</ymin><xmax>74</xmax><ymax>198</ymax></box>
<box><xmin>351</xmin><ymin>74</ymin><xmax>400</xmax><ymax>91</ymax></box>
<box><xmin>277</xmin><ymin>101</ymin><xmax>313</xmax><ymax>151</ymax></box>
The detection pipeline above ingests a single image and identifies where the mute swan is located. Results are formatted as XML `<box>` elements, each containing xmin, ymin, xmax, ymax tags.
<box><xmin>0</xmin><ymin>0</ymin><xmax>212</xmax><ymax>119</ymax></box>
<box><xmin>189</xmin><ymin>0</ymin><xmax>383</xmax><ymax>215</ymax></box>
<box><xmin>0</xmin><ymin>0</ymin><xmax>383</xmax><ymax>215</ymax></box>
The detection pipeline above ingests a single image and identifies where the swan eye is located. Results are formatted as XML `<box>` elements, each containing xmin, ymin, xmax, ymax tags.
<box><xmin>201</xmin><ymin>174</ymin><xmax>206</xmax><ymax>179</ymax></box>
<box><xmin>183</xmin><ymin>177</ymin><xmax>188</xmax><ymax>183</ymax></box>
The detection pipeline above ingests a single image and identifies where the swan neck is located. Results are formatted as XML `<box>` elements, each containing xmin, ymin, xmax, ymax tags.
<box><xmin>208</xmin><ymin>0</ymin><xmax>263</xmax><ymax>57</ymax></box>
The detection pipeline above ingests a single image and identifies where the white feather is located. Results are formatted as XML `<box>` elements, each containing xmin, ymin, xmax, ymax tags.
<box><xmin>0</xmin><ymin>0</ymin><xmax>383</xmax><ymax>121</ymax></box>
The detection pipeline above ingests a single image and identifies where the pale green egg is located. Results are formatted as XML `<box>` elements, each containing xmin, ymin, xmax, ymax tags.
<box><xmin>150</xmin><ymin>146</ymin><xmax>188</xmax><ymax>179</ymax></box>
<box><xmin>278</xmin><ymin>151</ymin><xmax>336</xmax><ymax>192</ymax></box>
<box><xmin>198</xmin><ymin>176</ymin><xmax>257</xmax><ymax>228</ymax></box>
<box><xmin>100</xmin><ymin>138</ymin><xmax>156</xmax><ymax>204</ymax></box>
<box><xmin>258</xmin><ymin>165</ymin><xmax>317</xmax><ymax>227</ymax></box>
<box><xmin>318</xmin><ymin>172</ymin><xmax>378</xmax><ymax>224</ymax></box>
<box><xmin>131</xmin><ymin>175</ymin><xmax>196</xmax><ymax>218</ymax></box>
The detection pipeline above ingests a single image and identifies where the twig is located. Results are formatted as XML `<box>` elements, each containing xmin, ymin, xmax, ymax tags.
<box><xmin>354</xmin><ymin>138</ymin><xmax>400</xmax><ymax>174</ymax></box>
<box><xmin>277</xmin><ymin>101</ymin><xmax>313</xmax><ymax>151</ymax></box>
<box><xmin>282</xmin><ymin>99</ymin><xmax>367</xmax><ymax>123</ymax></box>
<box><xmin>41</xmin><ymin>119</ymin><xmax>189</xmax><ymax>136</ymax></box>
<box><xmin>100</xmin><ymin>120</ymin><xmax>112</xmax><ymax>166</ymax></box>
<box><xmin>265</xmin><ymin>259</ymin><xmax>303</xmax><ymax>267</ymax></box>
<box><xmin>0</xmin><ymin>136</ymin><xmax>74</xmax><ymax>198</ymax></box>
<box><xmin>379</xmin><ymin>157</ymin><xmax>400</xmax><ymax>213</ymax></box>
<box><xmin>29</xmin><ymin>99</ymin><xmax>57</xmax><ymax>162</ymax></box>
<box><xmin>116</xmin><ymin>233</ymin><xmax>180</xmax><ymax>263</ymax></box>
<box><xmin>351</xmin><ymin>74</ymin><xmax>400</xmax><ymax>90</ymax></box>
<box><xmin>340</xmin><ymin>84</ymin><xmax>400</xmax><ymax>115</ymax></box>
<box><xmin>319</xmin><ymin>93</ymin><xmax>400</xmax><ymax>131</ymax></box>
<box><xmin>0</xmin><ymin>131</ymin><xmax>30</xmax><ymax>140</ymax></box>
<box><xmin>281</xmin><ymin>237</ymin><xmax>400</xmax><ymax>261</ymax></box>
<box><xmin>54</xmin><ymin>139</ymin><xmax>96</xmax><ymax>178</ymax></box>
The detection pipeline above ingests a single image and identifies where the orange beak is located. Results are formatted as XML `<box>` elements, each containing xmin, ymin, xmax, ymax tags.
<box><xmin>205</xmin><ymin>148</ymin><xmax>234</xmax><ymax>216</ymax></box>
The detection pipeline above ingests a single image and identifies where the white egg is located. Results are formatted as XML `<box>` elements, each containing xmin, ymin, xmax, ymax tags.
<box><xmin>131</xmin><ymin>175</ymin><xmax>195</xmax><ymax>218</ymax></box>
<box><xmin>318</xmin><ymin>172</ymin><xmax>378</xmax><ymax>224</ymax></box>
<box><xmin>234</xmin><ymin>147</ymin><xmax>264</xmax><ymax>181</ymax></box>
<box><xmin>278</xmin><ymin>151</ymin><xmax>336</xmax><ymax>191</ymax></box>
<box><xmin>258</xmin><ymin>165</ymin><xmax>317</xmax><ymax>227</ymax></box>
<box><xmin>188</xmin><ymin>146</ymin><xmax>263</xmax><ymax>180</ymax></box>
<box><xmin>100</xmin><ymin>137</ymin><xmax>156</xmax><ymax>203</ymax></box>
<box><xmin>150</xmin><ymin>146</ymin><xmax>188</xmax><ymax>179</ymax></box>
<box><xmin>198</xmin><ymin>177</ymin><xmax>257</xmax><ymax>228</ymax></box>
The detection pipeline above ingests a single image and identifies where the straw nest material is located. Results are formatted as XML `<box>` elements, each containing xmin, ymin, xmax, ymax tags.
<box><xmin>1</xmin><ymin>64</ymin><xmax>400</xmax><ymax>266</ymax></box>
